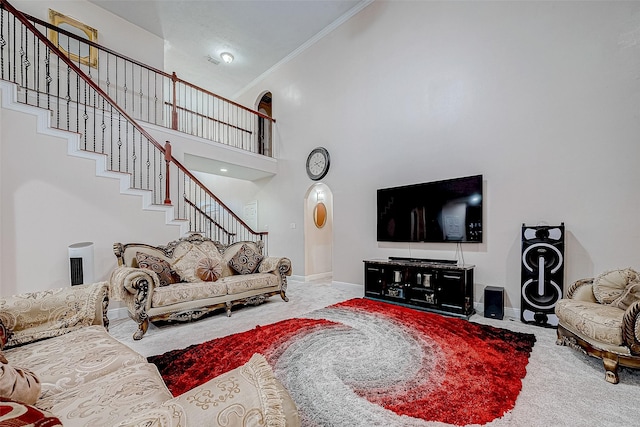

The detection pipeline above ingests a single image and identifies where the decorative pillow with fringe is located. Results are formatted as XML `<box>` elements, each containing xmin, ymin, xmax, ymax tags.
<box><xmin>166</xmin><ymin>353</ymin><xmax>288</xmax><ymax>427</ymax></box>
<box><xmin>610</xmin><ymin>281</ymin><xmax>640</xmax><ymax>310</ymax></box>
<box><xmin>592</xmin><ymin>268</ymin><xmax>639</xmax><ymax>305</ymax></box>
<box><xmin>172</xmin><ymin>244</ymin><xmax>223</xmax><ymax>283</ymax></box>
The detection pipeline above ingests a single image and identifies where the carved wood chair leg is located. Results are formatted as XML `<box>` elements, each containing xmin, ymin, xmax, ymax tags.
<box><xmin>280</xmin><ymin>290</ymin><xmax>289</xmax><ymax>302</ymax></box>
<box><xmin>133</xmin><ymin>318</ymin><xmax>149</xmax><ymax>340</ymax></box>
<box><xmin>603</xmin><ymin>356</ymin><xmax>620</xmax><ymax>384</ymax></box>
<box><xmin>226</xmin><ymin>302</ymin><xmax>232</xmax><ymax>317</ymax></box>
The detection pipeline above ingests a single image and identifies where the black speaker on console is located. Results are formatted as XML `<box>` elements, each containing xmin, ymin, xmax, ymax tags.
<box><xmin>520</xmin><ymin>223</ymin><xmax>565</xmax><ymax>328</ymax></box>
<box><xmin>484</xmin><ymin>286</ymin><xmax>504</xmax><ymax>320</ymax></box>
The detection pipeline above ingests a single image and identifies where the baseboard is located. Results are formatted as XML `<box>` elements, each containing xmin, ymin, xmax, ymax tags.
<box><xmin>302</xmin><ymin>272</ymin><xmax>333</xmax><ymax>282</ymax></box>
<box><xmin>289</xmin><ymin>273</ymin><xmax>333</xmax><ymax>282</ymax></box>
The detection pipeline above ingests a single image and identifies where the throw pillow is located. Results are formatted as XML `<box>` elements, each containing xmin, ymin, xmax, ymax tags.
<box><xmin>610</xmin><ymin>281</ymin><xmax>640</xmax><ymax>310</ymax></box>
<box><xmin>195</xmin><ymin>257</ymin><xmax>222</xmax><ymax>282</ymax></box>
<box><xmin>0</xmin><ymin>397</ymin><xmax>62</xmax><ymax>426</ymax></box>
<box><xmin>164</xmin><ymin>353</ymin><xmax>286</xmax><ymax>427</ymax></box>
<box><xmin>172</xmin><ymin>245</ymin><xmax>223</xmax><ymax>283</ymax></box>
<box><xmin>136</xmin><ymin>252</ymin><xmax>180</xmax><ymax>287</ymax></box>
<box><xmin>592</xmin><ymin>268</ymin><xmax>639</xmax><ymax>305</ymax></box>
<box><xmin>257</xmin><ymin>257</ymin><xmax>279</xmax><ymax>274</ymax></box>
<box><xmin>0</xmin><ymin>358</ymin><xmax>42</xmax><ymax>405</ymax></box>
<box><xmin>228</xmin><ymin>243</ymin><xmax>264</xmax><ymax>275</ymax></box>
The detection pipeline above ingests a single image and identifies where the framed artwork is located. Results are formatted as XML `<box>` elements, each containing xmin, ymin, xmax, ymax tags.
<box><xmin>48</xmin><ymin>9</ymin><xmax>98</xmax><ymax>68</ymax></box>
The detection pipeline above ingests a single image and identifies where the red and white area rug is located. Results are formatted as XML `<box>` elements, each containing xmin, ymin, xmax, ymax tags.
<box><xmin>148</xmin><ymin>298</ymin><xmax>536</xmax><ymax>426</ymax></box>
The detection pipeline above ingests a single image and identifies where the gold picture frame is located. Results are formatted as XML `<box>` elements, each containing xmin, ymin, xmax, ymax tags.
<box><xmin>48</xmin><ymin>9</ymin><xmax>98</xmax><ymax>68</ymax></box>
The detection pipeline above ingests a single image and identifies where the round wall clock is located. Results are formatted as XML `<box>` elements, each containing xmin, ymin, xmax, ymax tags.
<box><xmin>306</xmin><ymin>147</ymin><xmax>330</xmax><ymax>181</ymax></box>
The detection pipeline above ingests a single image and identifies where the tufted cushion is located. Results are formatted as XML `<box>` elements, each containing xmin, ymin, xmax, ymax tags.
<box><xmin>0</xmin><ymin>397</ymin><xmax>62</xmax><ymax>426</ymax></box>
<box><xmin>229</xmin><ymin>243</ymin><xmax>264</xmax><ymax>275</ymax></box>
<box><xmin>172</xmin><ymin>243</ymin><xmax>223</xmax><ymax>283</ymax></box>
<box><xmin>195</xmin><ymin>256</ymin><xmax>222</xmax><ymax>282</ymax></box>
<box><xmin>555</xmin><ymin>299</ymin><xmax>625</xmax><ymax>346</ymax></box>
<box><xmin>136</xmin><ymin>252</ymin><xmax>180</xmax><ymax>287</ymax></box>
<box><xmin>592</xmin><ymin>268</ymin><xmax>640</xmax><ymax>305</ymax></box>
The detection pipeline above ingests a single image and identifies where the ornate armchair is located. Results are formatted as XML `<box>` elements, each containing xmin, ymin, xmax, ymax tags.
<box><xmin>555</xmin><ymin>269</ymin><xmax>640</xmax><ymax>383</ymax></box>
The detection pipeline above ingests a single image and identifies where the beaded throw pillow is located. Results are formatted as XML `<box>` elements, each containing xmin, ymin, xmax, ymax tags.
<box><xmin>228</xmin><ymin>243</ymin><xmax>264</xmax><ymax>275</ymax></box>
<box><xmin>195</xmin><ymin>257</ymin><xmax>223</xmax><ymax>282</ymax></box>
<box><xmin>136</xmin><ymin>252</ymin><xmax>181</xmax><ymax>287</ymax></box>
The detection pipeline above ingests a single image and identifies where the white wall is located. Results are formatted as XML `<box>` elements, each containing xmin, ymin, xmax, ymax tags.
<box><xmin>12</xmin><ymin>0</ymin><xmax>164</xmax><ymax>70</ymax></box>
<box><xmin>236</xmin><ymin>1</ymin><xmax>640</xmax><ymax>310</ymax></box>
<box><xmin>0</xmin><ymin>0</ymin><xmax>170</xmax><ymax>296</ymax></box>
<box><xmin>0</xmin><ymin>92</ymin><xmax>181</xmax><ymax>296</ymax></box>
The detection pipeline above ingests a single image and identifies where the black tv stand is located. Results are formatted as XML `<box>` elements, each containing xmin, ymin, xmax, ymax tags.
<box><xmin>388</xmin><ymin>256</ymin><xmax>458</xmax><ymax>265</ymax></box>
<box><xmin>364</xmin><ymin>258</ymin><xmax>475</xmax><ymax>318</ymax></box>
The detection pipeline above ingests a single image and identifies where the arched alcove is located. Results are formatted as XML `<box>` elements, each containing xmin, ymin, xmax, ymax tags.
<box><xmin>303</xmin><ymin>183</ymin><xmax>333</xmax><ymax>280</ymax></box>
<box><xmin>255</xmin><ymin>91</ymin><xmax>272</xmax><ymax>156</ymax></box>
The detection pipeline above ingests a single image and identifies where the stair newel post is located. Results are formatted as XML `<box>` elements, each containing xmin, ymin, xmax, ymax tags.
<box><xmin>164</xmin><ymin>141</ymin><xmax>172</xmax><ymax>205</ymax></box>
<box><xmin>171</xmin><ymin>72</ymin><xmax>178</xmax><ymax>130</ymax></box>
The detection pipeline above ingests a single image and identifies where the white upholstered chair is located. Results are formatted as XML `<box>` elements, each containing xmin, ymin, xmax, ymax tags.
<box><xmin>555</xmin><ymin>269</ymin><xmax>640</xmax><ymax>384</ymax></box>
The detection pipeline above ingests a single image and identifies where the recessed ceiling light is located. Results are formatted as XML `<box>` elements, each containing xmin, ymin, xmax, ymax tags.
<box><xmin>220</xmin><ymin>168</ymin><xmax>228</xmax><ymax>172</ymax></box>
<box><xmin>220</xmin><ymin>52</ymin><xmax>234</xmax><ymax>64</ymax></box>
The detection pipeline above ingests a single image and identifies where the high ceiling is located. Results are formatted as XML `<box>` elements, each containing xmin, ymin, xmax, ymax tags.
<box><xmin>88</xmin><ymin>0</ymin><xmax>370</xmax><ymax>99</ymax></box>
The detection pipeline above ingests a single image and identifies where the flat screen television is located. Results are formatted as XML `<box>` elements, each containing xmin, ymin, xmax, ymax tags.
<box><xmin>377</xmin><ymin>174</ymin><xmax>483</xmax><ymax>243</ymax></box>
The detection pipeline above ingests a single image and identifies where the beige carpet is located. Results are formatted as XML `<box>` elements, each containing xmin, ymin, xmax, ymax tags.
<box><xmin>109</xmin><ymin>278</ymin><xmax>640</xmax><ymax>427</ymax></box>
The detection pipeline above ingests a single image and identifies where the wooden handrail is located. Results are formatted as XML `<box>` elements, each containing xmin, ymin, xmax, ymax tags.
<box><xmin>170</xmin><ymin>153</ymin><xmax>267</xmax><ymax>236</ymax></box>
<box><xmin>19</xmin><ymin>9</ymin><xmax>275</xmax><ymax>123</ymax></box>
<box><xmin>173</xmin><ymin>76</ymin><xmax>275</xmax><ymax>123</ymax></box>
<box><xmin>164</xmin><ymin>102</ymin><xmax>253</xmax><ymax>134</ymax></box>
<box><xmin>2</xmin><ymin>0</ymin><xmax>265</xmax><ymax>237</ymax></box>
<box><xmin>0</xmin><ymin>0</ymin><xmax>167</xmax><ymax>157</ymax></box>
<box><xmin>184</xmin><ymin>198</ymin><xmax>236</xmax><ymax>237</ymax></box>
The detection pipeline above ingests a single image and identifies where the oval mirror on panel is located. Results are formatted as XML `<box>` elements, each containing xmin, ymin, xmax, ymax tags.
<box><xmin>314</xmin><ymin>202</ymin><xmax>327</xmax><ymax>228</ymax></box>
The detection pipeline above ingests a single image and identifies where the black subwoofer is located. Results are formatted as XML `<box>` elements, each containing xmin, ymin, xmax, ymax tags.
<box><xmin>520</xmin><ymin>223</ymin><xmax>565</xmax><ymax>328</ymax></box>
<box><xmin>484</xmin><ymin>286</ymin><xmax>504</xmax><ymax>320</ymax></box>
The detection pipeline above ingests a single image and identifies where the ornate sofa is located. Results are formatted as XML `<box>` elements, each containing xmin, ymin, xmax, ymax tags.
<box><xmin>0</xmin><ymin>282</ymin><xmax>300</xmax><ymax>426</ymax></box>
<box><xmin>555</xmin><ymin>268</ymin><xmax>640</xmax><ymax>383</ymax></box>
<box><xmin>110</xmin><ymin>233</ymin><xmax>292</xmax><ymax>340</ymax></box>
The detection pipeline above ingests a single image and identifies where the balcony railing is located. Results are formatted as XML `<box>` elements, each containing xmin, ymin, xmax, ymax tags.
<box><xmin>12</xmin><ymin>3</ymin><xmax>275</xmax><ymax>157</ymax></box>
<box><xmin>0</xmin><ymin>0</ymin><xmax>267</xmax><ymax>249</ymax></box>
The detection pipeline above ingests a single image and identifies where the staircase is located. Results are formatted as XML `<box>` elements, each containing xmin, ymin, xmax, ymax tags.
<box><xmin>0</xmin><ymin>79</ymin><xmax>187</xmax><ymax>231</ymax></box>
<box><xmin>0</xmin><ymin>0</ymin><xmax>270</xmax><ymax>249</ymax></box>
